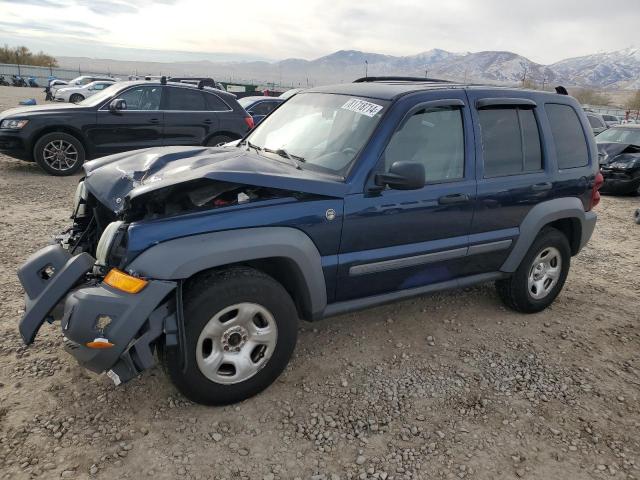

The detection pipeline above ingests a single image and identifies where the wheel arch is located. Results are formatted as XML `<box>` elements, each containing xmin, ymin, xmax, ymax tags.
<box><xmin>500</xmin><ymin>197</ymin><xmax>596</xmax><ymax>273</ymax></box>
<box><xmin>127</xmin><ymin>227</ymin><xmax>327</xmax><ymax>320</ymax></box>
<box><xmin>32</xmin><ymin>126</ymin><xmax>89</xmax><ymax>159</ymax></box>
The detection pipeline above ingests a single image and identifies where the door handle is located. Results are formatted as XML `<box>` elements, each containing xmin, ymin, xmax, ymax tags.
<box><xmin>438</xmin><ymin>193</ymin><xmax>470</xmax><ymax>205</ymax></box>
<box><xmin>203</xmin><ymin>119</ymin><xmax>213</xmax><ymax>124</ymax></box>
<box><xmin>531</xmin><ymin>182</ymin><xmax>552</xmax><ymax>192</ymax></box>
<box><xmin>148</xmin><ymin>118</ymin><xmax>160</xmax><ymax>124</ymax></box>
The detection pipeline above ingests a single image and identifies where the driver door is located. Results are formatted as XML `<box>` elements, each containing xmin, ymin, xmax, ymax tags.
<box><xmin>336</xmin><ymin>93</ymin><xmax>476</xmax><ymax>301</ymax></box>
<box><xmin>89</xmin><ymin>85</ymin><xmax>165</xmax><ymax>156</ymax></box>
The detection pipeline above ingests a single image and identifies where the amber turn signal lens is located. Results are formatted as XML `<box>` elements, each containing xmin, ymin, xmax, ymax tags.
<box><xmin>86</xmin><ymin>337</ymin><xmax>115</xmax><ymax>349</ymax></box>
<box><xmin>104</xmin><ymin>268</ymin><xmax>148</xmax><ymax>294</ymax></box>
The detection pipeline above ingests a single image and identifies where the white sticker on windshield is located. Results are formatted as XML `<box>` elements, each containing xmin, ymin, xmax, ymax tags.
<box><xmin>341</xmin><ymin>98</ymin><xmax>383</xmax><ymax>117</ymax></box>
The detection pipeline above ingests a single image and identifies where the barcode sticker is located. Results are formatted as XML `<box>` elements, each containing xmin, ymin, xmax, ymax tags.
<box><xmin>341</xmin><ymin>98</ymin><xmax>384</xmax><ymax>117</ymax></box>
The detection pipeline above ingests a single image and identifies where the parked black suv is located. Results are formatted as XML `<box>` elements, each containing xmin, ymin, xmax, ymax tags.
<box><xmin>18</xmin><ymin>78</ymin><xmax>602</xmax><ymax>405</ymax></box>
<box><xmin>0</xmin><ymin>79</ymin><xmax>254</xmax><ymax>175</ymax></box>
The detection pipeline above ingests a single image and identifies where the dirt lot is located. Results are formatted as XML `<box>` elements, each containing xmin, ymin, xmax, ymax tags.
<box><xmin>0</xmin><ymin>84</ymin><xmax>638</xmax><ymax>480</ymax></box>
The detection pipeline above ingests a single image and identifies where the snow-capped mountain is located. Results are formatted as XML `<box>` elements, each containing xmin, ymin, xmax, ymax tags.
<box><xmin>428</xmin><ymin>51</ymin><xmax>556</xmax><ymax>84</ymax></box>
<box><xmin>551</xmin><ymin>47</ymin><xmax>640</xmax><ymax>89</ymax></box>
<box><xmin>57</xmin><ymin>46</ymin><xmax>640</xmax><ymax>89</ymax></box>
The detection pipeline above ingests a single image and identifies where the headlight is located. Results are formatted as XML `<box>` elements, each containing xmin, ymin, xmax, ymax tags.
<box><xmin>72</xmin><ymin>181</ymin><xmax>88</xmax><ymax>217</ymax></box>
<box><xmin>0</xmin><ymin>119</ymin><xmax>29</xmax><ymax>129</ymax></box>
<box><xmin>96</xmin><ymin>221</ymin><xmax>124</xmax><ymax>266</ymax></box>
<box><xmin>610</xmin><ymin>161</ymin><xmax>632</xmax><ymax>169</ymax></box>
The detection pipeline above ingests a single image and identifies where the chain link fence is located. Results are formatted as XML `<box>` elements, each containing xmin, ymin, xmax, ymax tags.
<box><xmin>0</xmin><ymin>63</ymin><xmax>129</xmax><ymax>86</ymax></box>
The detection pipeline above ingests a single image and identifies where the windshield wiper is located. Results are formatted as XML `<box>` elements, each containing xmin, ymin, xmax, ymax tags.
<box><xmin>241</xmin><ymin>140</ymin><xmax>262</xmax><ymax>153</ymax></box>
<box><xmin>263</xmin><ymin>147</ymin><xmax>305</xmax><ymax>168</ymax></box>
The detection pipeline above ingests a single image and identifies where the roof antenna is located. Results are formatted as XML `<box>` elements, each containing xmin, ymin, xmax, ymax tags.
<box><xmin>555</xmin><ymin>85</ymin><xmax>568</xmax><ymax>95</ymax></box>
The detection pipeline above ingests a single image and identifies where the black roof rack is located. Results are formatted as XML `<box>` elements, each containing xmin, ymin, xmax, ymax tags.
<box><xmin>555</xmin><ymin>85</ymin><xmax>568</xmax><ymax>95</ymax></box>
<box><xmin>354</xmin><ymin>76</ymin><xmax>452</xmax><ymax>84</ymax></box>
<box><xmin>168</xmin><ymin>77</ymin><xmax>216</xmax><ymax>89</ymax></box>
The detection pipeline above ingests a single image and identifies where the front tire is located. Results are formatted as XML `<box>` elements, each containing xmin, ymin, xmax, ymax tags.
<box><xmin>496</xmin><ymin>227</ymin><xmax>571</xmax><ymax>313</ymax></box>
<box><xmin>34</xmin><ymin>132</ymin><xmax>86</xmax><ymax>176</ymax></box>
<box><xmin>161</xmin><ymin>267</ymin><xmax>298</xmax><ymax>405</ymax></box>
<box><xmin>69</xmin><ymin>93</ymin><xmax>84</xmax><ymax>103</ymax></box>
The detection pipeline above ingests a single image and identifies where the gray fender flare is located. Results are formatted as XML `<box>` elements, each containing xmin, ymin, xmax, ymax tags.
<box><xmin>500</xmin><ymin>197</ymin><xmax>596</xmax><ymax>273</ymax></box>
<box><xmin>127</xmin><ymin>227</ymin><xmax>327</xmax><ymax>317</ymax></box>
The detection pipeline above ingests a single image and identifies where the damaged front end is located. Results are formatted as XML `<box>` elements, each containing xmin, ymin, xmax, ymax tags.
<box><xmin>18</xmin><ymin>146</ymin><xmax>345</xmax><ymax>385</ymax></box>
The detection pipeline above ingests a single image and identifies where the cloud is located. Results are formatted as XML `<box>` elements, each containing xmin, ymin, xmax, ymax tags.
<box><xmin>0</xmin><ymin>19</ymin><xmax>109</xmax><ymax>37</ymax></box>
<box><xmin>0</xmin><ymin>0</ymin><xmax>179</xmax><ymax>16</ymax></box>
<box><xmin>0</xmin><ymin>0</ymin><xmax>638</xmax><ymax>64</ymax></box>
<box><xmin>0</xmin><ymin>0</ymin><xmax>64</xmax><ymax>6</ymax></box>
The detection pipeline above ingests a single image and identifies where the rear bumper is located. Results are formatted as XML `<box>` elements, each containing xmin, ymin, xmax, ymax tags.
<box><xmin>579</xmin><ymin>211</ymin><xmax>597</xmax><ymax>252</ymax></box>
<box><xmin>17</xmin><ymin>244</ymin><xmax>176</xmax><ymax>383</ymax></box>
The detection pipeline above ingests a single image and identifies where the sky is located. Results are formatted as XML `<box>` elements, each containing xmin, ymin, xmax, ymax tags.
<box><xmin>0</xmin><ymin>0</ymin><xmax>638</xmax><ymax>65</ymax></box>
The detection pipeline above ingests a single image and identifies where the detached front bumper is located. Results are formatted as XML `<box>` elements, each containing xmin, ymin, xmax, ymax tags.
<box><xmin>17</xmin><ymin>245</ymin><xmax>177</xmax><ymax>383</ymax></box>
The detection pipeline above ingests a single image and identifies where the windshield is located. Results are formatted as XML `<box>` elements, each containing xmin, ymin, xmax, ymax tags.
<box><xmin>596</xmin><ymin>128</ymin><xmax>640</xmax><ymax>146</ymax></box>
<box><xmin>78</xmin><ymin>83</ymin><xmax>121</xmax><ymax>107</ymax></box>
<box><xmin>244</xmin><ymin>92</ymin><xmax>388</xmax><ymax>177</ymax></box>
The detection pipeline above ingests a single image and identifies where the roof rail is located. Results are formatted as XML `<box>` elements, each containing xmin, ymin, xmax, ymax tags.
<box><xmin>353</xmin><ymin>76</ymin><xmax>452</xmax><ymax>84</ymax></box>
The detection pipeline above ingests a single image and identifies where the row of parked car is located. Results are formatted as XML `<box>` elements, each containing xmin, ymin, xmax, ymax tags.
<box><xmin>0</xmin><ymin>76</ymin><xmax>288</xmax><ymax>175</ymax></box>
<box><xmin>0</xmin><ymin>76</ymin><xmax>637</xmax><ymax>196</ymax></box>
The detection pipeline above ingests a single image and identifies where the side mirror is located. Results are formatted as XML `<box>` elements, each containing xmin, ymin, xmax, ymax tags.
<box><xmin>109</xmin><ymin>98</ymin><xmax>127</xmax><ymax>113</ymax></box>
<box><xmin>375</xmin><ymin>161</ymin><xmax>425</xmax><ymax>190</ymax></box>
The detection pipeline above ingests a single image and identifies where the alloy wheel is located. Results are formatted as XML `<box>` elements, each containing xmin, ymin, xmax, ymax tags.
<box><xmin>42</xmin><ymin>140</ymin><xmax>79</xmax><ymax>172</ymax></box>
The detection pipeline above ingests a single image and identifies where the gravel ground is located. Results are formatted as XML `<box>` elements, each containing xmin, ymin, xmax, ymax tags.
<box><xmin>0</xmin><ymin>85</ymin><xmax>639</xmax><ymax>480</ymax></box>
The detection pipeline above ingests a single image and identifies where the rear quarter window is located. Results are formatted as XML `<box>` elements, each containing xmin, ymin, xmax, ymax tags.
<box><xmin>546</xmin><ymin>104</ymin><xmax>589</xmax><ymax>169</ymax></box>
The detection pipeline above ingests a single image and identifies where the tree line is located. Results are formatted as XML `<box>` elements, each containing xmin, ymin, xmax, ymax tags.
<box><xmin>0</xmin><ymin>45</ymin><xmax>58</xmax><ymax>67</ymax></box>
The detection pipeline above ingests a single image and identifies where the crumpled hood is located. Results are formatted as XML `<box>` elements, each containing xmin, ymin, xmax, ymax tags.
<box><xmin>83</xmin><ymin>146</ymin><xmax>348</xmax><ymax>213</ymax></box>
<box><xmin>597</xmin><ymin>142</ymin><xmax>640</xmax><ymax>164</ymax></box>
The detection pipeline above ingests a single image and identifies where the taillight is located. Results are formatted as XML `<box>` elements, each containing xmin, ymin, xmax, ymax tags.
<box><xmin>244</xmin><ymin>116</ymin><xmax>254</xmax><ymax>130</ymax></box>
<box><xmin>588</xmin><ymin>171</ymin><xmax>604</xmax><ymax>211</ymax></box>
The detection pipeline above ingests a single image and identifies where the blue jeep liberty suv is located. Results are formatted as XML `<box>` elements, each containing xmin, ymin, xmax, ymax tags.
<box><xmin>17</xmin><ymin>77</ymin><xmax>602</xmax><ymax>405</ymax></box>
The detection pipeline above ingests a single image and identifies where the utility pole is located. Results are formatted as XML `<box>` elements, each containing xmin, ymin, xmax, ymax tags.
<box><xmin>541</xmin><ymin>75</ymin><xmax>548</xmax><ymax>91</ymax></box>
<box><xmin>365</xmin><ymin>60</ymin><xmax>368</xmax><ymax>78</ymax></box>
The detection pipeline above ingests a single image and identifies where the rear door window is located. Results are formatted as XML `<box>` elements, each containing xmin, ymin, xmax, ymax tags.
<box><xmin>167</xmin><ymin>87</ymin><xmax>206</xmax><ymax>111</ymax></box>
<box><xmin>478</xmin><ymin>107</ymin><xmax>542</xmax><ymax>177</ymax></box>
<box><xmin>546</xmin><ymin>104</ymin><xmax>589</xmax><ymax>169</ymax></box>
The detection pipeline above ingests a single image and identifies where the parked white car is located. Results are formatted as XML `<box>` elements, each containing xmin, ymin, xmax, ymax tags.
<box><xmin>50</xmin><ymin>75</ymin><xmax>116</xmax><ymax>97</ymax></box>
<box><xmin>54</xmin><ymin>80</ymin><xmax>116</xmax><ymax>103</ymax></box>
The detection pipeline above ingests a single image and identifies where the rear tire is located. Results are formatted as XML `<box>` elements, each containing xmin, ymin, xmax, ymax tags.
<box><xmin>161</xmin><ymin>267</ymin><xmax>298</xmax><ymax>405</ymax></box>
<box><xmin>496</xmin><ymin>227</ymin><xmax>571</xmax><ymax>313</ymax></box>
<box><xmin>34</xmin><ymin>132</ymin><xmax>85</xmax><ymax>176</ymax></box>
<box><xmin>206</xmin><ymin>134</ymin><xmax>234</xmax><ymax>147</ymax></box>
